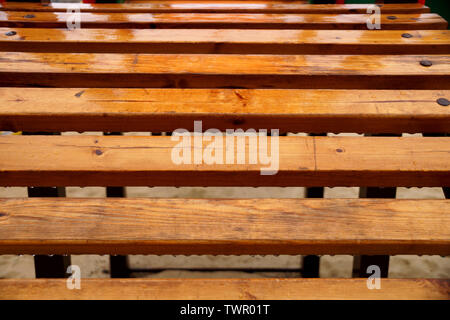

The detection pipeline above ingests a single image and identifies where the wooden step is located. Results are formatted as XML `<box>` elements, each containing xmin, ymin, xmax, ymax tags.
<box><xmin>0</xmin><ymin>2</ymin><xmax>431</xmax><ymax>14</ymax></box>
<box><xmin>0</xmin><ymin>52</ymin><xmax>448</xmax><ymax>89</ymax></box>
<box><xmin>1</xmin><ymin>88</ymin><xmax>449</xmax><ymax>134</ymax></box>
<box><xmin>0</xmin><ymin>279</ymin><xmax>448</xmax><ymax>300</ymax></box>
<box><xmin>0</xmin><ymin>12</ymin><xmax>446</xmax><ymax>30</ymax></box>
<box><xmin>0</xmin><ymin>198</ymin><xmax>449</xmax><ymax>255</ymax></box>
<box><xmin>2</xmin><ymin>28</ymin><xmax>449</xmax><ymax>54</ymax></box>
<box><xmin>0</xmin><ymin>135</ymin><xmax>449</xmax><ymax>187</ymax></box>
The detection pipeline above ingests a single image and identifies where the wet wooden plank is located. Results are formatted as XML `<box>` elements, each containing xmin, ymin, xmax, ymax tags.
<box><xmin>1</xmin><ymin>88</ymin><xmax>449</xmax><ymax>134</ymax></box>
<box><xmin>1</xmin><ymin>279</ymin><xmax>448</xmax><ymax>300</ymax></box>
<box><xmin>1</xmin><ymin>28</ymin><xmax>449</xmax><ymax>54</ymax></box>
<box><xmin>0</xmin><ymin>198</ymin><xmax>449</xmax><ymax>255</ymax></box>
<box><xmin>0</xmin><ymin>2</ymin><xmax>431</xmax><ymax>14</ymax></box>
<box><xmin>0</xmin><ymin>135</ymin><xmax>449</xmax><ymax>187</ymax></box>
<box><xmin>0</xmin><ymin>12</ymin><xmax>446</xmax><ymax>30</ymax></box>
<box><xmin>0</xmin><ymin>52</ymin><xmax>448</xmax><ymax>89</ymax></box>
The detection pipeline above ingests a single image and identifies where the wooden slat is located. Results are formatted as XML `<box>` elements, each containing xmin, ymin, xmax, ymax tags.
<box><xmin>0</xmin><ymin>135</ymin><xmax>449</xmax><ymax>187</ymax></box>
<box><xmin>1</xmin><ymin>88</ymin><xmax>449</xmax><ymax>134</ymax></box>
<box><xmin>0</xmin><ymin>279</ymin><xmax>448</xmax><ymax>300</ymax></box>
<box><xmin>0</xmin><ymin>12</ymin><xmax>446</xmax><ymax>30</ymax></box>
<box><xmin>0</xmin><ymin>52</ymin><xmax>449</xmax><ymax>89</ymax></box>
<box><xmin>0</xmin><ymin>198</ymin><xmax>449</xmax><ymax>255</ymax></box>
<box><xmin>0</xmin><ymin>2</ymin><xmax>431</xmax><ymax>14</ymax></box>
<box><xmin>2</xmin><ymin>28</ymin><xmax>449</xmax><ymax>54</ymax></box>
<box><xmin>125</xmin><ymin>0</ymin><xmax>309</xmax><ymax>3</ymax></box>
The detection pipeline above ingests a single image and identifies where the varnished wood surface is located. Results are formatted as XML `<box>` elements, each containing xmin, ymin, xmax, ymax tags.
<box><xmin>1</xmin><ymin>28</ymin><xmax>449</xmax><ymax>54</ymax></box>
<box><xmin>0</xmin><ymin>198</ymin><xmax>448</xmax><ymax>255</ymax></box>
<box><xmin>0</xmin><ymin>12</ymin><xmax>446</xmax><ymax>30</ymax></box>
<box><xmin>0</xmin><ymin>2</ymin><xmax>431</xmax><ymax>14</ymax></box>
<box><xmin>0</xmin><ymin>279</ymin><xmax>448</xmax><ymax>300</ymax></box>
<box><xmin>0</xmin><ymin>52</ymin><xmax>448</xmax><ymax>89</ymax></box>
<box><xmin>0</xmin><ymin>0</ymin><xmax>448</xmax><ymax>301</ymax></box>
<box><xmin>0</xmin><ymin>135</ymin><xmax>449</xmax><ymax>187</ymax></box>
<box><xmin>1</xmin><ymin>88</ymin><xmax>449</xmax><ymax>134</ymax></box>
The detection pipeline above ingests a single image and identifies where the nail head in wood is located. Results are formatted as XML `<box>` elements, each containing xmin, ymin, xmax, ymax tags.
<box><xmin>436</xmin><ymin>98</ymin><xmax>450</xmax><ymax>107</ymax></box>
<box><xmin>24</xmin><ymin>14</ymin><xmax>35</xmax><ymax>19</ymax></box>
<box><xmin>420</xmin><ymin>60</ymin><xmax>432</xmax><ymax>67</ymax></box>
<box><xmin>401</xmin><ymin>33</ymin><xmax>413</xmax><ymax>39</ymax></box>
<box><xmin>5</xmin><ymin>31</ymin><xmax>17</xmax><ymax>36</ymax></box>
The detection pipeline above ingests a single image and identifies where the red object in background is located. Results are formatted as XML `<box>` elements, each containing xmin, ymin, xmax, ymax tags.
<box><xmin>83</xmin><ymin>0</ymin><xmax>96</xmax><ymax>3</ymax></box>
<box><xmin>418</xmin><ymin>0</ymin><xmax>426</xmax><ymax>4</ymax></box>
<box><xmin>336</xmin><ymin>0</ymin><xmax>345</xmax><ymax>3</ymax></box>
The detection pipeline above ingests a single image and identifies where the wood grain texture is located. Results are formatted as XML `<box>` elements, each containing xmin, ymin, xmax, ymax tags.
<box><xmin>0</xmin><ymin>12</ymin><xmax>446</xmax><ymax>30</ymax></box>
<box><xmin>0</xmin><ymin>52</ymin><xmax>448</xmax><ymax>89</ymax></box>
<box><xmin>0</xmin><ymin>198</ymin><xmax>449</xmax><ymax>255</ymax></box>
<box><xmin>0</xmin><ymin>2</ymin><xmax>431</xmax><ymax>14</ymax></box>
<box><xmin>0</xmin><ymin>135</ymin><xmax>449</xmax><ymax>187</ymax></box>
<box><xmin>1</xmin><ymin>88</ymin><xmax>449</xmax><ymax>134</ymax></box>
<box><xmin>0</xmin><ymin>279</ymin><xmax>448</xmax><ymax>300</ymax></box>
<box><xmin>2</xmin><ymin>28</ymin><xmax>449</xmax><ymax>54</ymax></box>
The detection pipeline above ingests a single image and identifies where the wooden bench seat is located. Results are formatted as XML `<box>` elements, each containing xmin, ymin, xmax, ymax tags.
<box><xmin>0</xmin><ymin>279</ymin><xmax>448</xmax><ymax>300</ymax></box>
<box><xmin>0</xmin><ymin>12</ymin><xmax>446</xmax><ymax>29</ymax></box>
<box><xmin>0</xmin><ymin>198</ymin><xmax>449</xmax><ymax>255</ymax></box>
<box><xmin>0</xmin><ymin>0</ymin><xmax>448</xmax><ymax>301</ymax></box>
<box><xmin>1</xmin><ymin>29</ymin><xmax>449</xmax><ymax>54</ymax></box>
<box><xmin>1</xmin><ymin>88</ymin><xmax>449</xmax><ymax>133</ymax></box>
<box><xmin>0</xmin><ymin>135</ymin><xmax>449</xmax><ymax>187</ymax></box>
<box><xmin>0</xmin><ymin>2</ymin><xmax>432</xmax><ymax>14</ymax></box>
<box><xmin>0</xmin><ymin>52</ymin><xmax>448</xmax><ymax>89</ymax></box>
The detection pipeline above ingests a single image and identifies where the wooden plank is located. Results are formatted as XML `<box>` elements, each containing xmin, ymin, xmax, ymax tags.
<box><xmin>0</xmin><ymin>12</ymin><xmax>446</xmax><ymax>30</ymax></box>
<box><xmin>0</xmin><ymin>279</ymin><xmax>448</xmax><ymax>300</ymax></box>
<box><xmin>2</xmin><ymin>28</ymin><xmax>449</xmax><ymax>54</ymax></box>
<box><xmin>0</xmin><ymin>198</ymin><xmax>449</xmax><ymax>255</ymax></box>
<box><xmin>0</xmin><ymin>2</ymin><xmax>431</xmax><ymax>14</ymax></box>
<box><xmin>0</xmin><ymin>135</ymin><xmax>449</xmax><ymax>187</ymax></box>
<box><xmin>1</xmin><ymin>88</ymin><xmax>449</xmax><ymax>134</ymax></box>
<box><xmin>0</xmin><ymin>52</ymin><xmax>449</xmax><ymax>89</ymax></box>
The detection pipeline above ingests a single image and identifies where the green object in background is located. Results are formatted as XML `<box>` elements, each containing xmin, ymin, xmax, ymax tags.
<box><xmin>427</xmin><ymin>0</ymin><xmax>450</xmax><ymax>29</ymax></box>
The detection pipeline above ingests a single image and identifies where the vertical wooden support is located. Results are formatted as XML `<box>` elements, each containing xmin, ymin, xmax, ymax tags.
<box><xmin>104</xmin><ymin>132</ymin><xmax>131</xmax><ymax>278</ymax></box>
<box><xmin>352</xmin><ymin>133</ymin><xmax>399</xmax><ymax>278</ymax></box>
<box><xmin>106</xmin><ymin>185</ymin><xmax>129</xmax><ymax>277</ymax></box>
<box><xmin>107</xmin><ymin>180</ymin><xmax>130</xmax><ymax>278</ymax></box>
<box><xmin>33</xmin><ymin>255</ymin><xmax>72</xmax><ymax>278</ymax></box>
<box><xmin>23</xmin><ymin>132</ymin><xmax>71</xmax><ymax>278</ymax></box>
<box><xmin>302</xmin><ymin>133</ymin><xmax>326</xmax><ymax>278</ymax></box>
<box><xmin>302</xmin><ymin>255</ymin><xmax>321</xmax><ymax>278</ymax></box>
<box><xmin>352</xmin><ymin>183</ymin><xmax>394</xmax><ymax>278</ymax></box>
<box><xmin>302</xmin><ymin>186</ymin><xmax>323</xmax><ymax>277</ymax></box>
<box><xmin>109</xmin><ymin>255</ymin><xmax>130</xmax><ymax>278</ymax></box>
<box><xmin>353</xmin><ymin>255</ymin><xmax>390</xmax><ymax>278</ymax></box>
<box><xmin>30</xmin><ymin>185</ymin><xmax>71</xmax><ymax>278</ymax></box>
